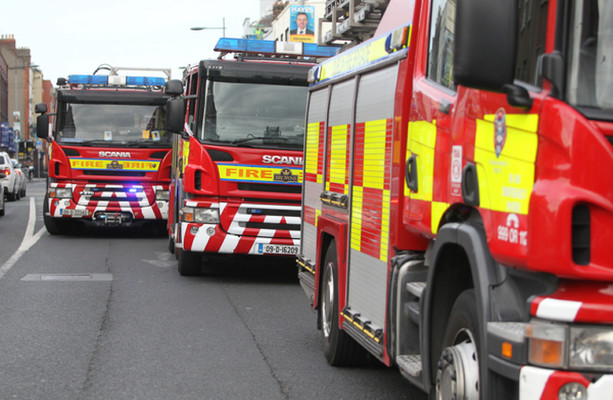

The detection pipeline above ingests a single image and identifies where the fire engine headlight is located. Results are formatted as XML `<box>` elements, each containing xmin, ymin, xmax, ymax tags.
<box><xmin>51</xmin><ymin>187</ymin><xmax>72</xmax><ymax>199</ymax></box>
<box><xmin>155</xmin><ymin>190</ymin><xmax>169</xmax><ymax>201</ymax></box>
<box><xmin>569</xmin><ymin>327</ymin><xmax>613</xmax><ymax>371</ymax></box>
<box><xmin>182</xmin><ymin>207</ymin><xmax>219</xmax><ymax>224</ymax></box>
<box><xmin>526</xmin><ymin>321</ymin><xmax>567</xmax><ymax>368</ymax></box>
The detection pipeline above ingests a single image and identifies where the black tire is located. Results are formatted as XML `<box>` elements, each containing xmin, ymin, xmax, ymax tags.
<box><xmin>43</xmin><ymin>195</ymin><xmax>71</xmax><ymax>235</ymax></box>
<box><xmin>435</xmin><ymin>289</ymin><xmax>481</xmax><ymax>400</ymax></box>
<box><xmin>168</xmin><ymin>235</ymin><xmax>175</xmax><ymax>254</ymax></box>
<box><xmin>177</xmin><ymin>248</ymin><xmax>202</xmax><ymax>276</ymax></box>
<box><xmin>320</xmin><ymin>242</ymin><xmax>367</xmax><ymax>366</ymax></box>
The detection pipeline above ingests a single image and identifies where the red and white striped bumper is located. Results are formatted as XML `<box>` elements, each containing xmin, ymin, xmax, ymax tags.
<box><xmin>179</xmin><ymin>201</ymin><xmax>301</xmax><ymax>255</ymax></box>
<box><xmin>180</xmin><ymin>222</ymin><xmax>299</xmax><ymax>255</ymax></box>
<box><xmin>47</xmin><ymin>182</ymin><xmax>168</xmax><ymax>221</ymax></box>
<box><xmin>520</xmin><ymin>366</ymin><xmax>613</xmax><ymax>400</ymax></box>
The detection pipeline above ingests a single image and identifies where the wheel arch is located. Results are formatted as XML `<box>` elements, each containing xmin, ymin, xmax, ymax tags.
<box><xmin>314</xmin><ymin>216</ymin><xmax>347</xmax><ymax>329</ymax></box>
<box><xmin>421</xmin><ymin>217</ymin><xmax>500</xmax><ymax>394</ymax></box>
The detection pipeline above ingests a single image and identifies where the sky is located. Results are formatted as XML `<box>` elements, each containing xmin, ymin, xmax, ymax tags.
<box><xmin>1</xmin><ymin>0</ymin><xmax>264</xmax><ymax>84</ymax></box>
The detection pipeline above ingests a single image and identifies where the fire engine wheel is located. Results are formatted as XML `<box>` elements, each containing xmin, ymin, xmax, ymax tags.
<box><xmin>435</xmin><ymin>289</ymin><xmax>480</xmax><ymax>400</ymax></box>
<box><xmin>320</xmin><ymin>242</ymin><xmax>367</xmax><ymax>366</ymax></box>
<box><xmin>43</xmin><ymin>196</ymin><xmax>71</xmax><ymax>235</ymax></box>
<box><xmin>177</xmin><ymin>249</ymin><xmax>202</xmax><ymax>276</ymax></box>
<box><xmin>168</xmin><ymin>235</ymin><xmax>175</xmax><ymax>254</ymax></box>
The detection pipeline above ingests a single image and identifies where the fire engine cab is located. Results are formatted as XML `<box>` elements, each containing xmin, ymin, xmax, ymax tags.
<box><xmin>298</xmin><ymin>0</ymin><xmax>613</xmax><ymax>399</ymax></box>
<box><xmin>36</xmin><ymin>65</ymin><xmax>180</xmax><ymax>234</ymax></box>
<box><xmin>165</xmin><ymin>38</ymin><xmax>337</xmax><ymax>276</ymax></box>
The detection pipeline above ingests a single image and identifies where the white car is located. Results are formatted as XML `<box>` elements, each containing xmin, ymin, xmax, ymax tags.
<box><xmin>0</xmin><ymin>152</ymin><xmax>19</xmax><ymax>201</ymax></box>
<box><xmin>11</xmin><ymin>159</ymin><xmax>27</xmax><ymax>198</ymax></box>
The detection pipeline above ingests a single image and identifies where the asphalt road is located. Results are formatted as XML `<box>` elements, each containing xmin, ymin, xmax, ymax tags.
<box><xmin>0</xmin><ymin>180</ymin><xmax>427</xmax><ymax>400</ymax></box>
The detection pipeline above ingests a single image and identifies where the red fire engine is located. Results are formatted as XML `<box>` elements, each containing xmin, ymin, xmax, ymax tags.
<box><xmin>298</xmin><ymin>0</ymin><xmax>613</xmax><ymax>399</ymax></box>
<box><xmin>165</xmin><ymin>38</ymin><xmax>337</xmax><ymax>276</ymax></box>
<box><xmin>36</xmin><ymin>65</ymin><xmax>181</xmax><ymax>234</ymax></box>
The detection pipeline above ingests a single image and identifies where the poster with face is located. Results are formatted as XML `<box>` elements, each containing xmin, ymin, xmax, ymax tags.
<box><xmin>289</xmin><ymin>5</ymin><xmax>315</xmax><ymax>43</ymax></box>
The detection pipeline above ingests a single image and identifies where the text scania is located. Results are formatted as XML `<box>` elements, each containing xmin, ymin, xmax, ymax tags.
<box><xmin>99</xmin><ymin>151</ymin><xmax>132</xmax><ymax>158</ymax></box>
<box><xmin>262</xmin><ymin>155</ymin><xmax>303</xmax><ymax>165</ymax></box>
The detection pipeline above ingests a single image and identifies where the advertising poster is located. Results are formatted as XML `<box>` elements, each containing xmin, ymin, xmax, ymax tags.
<box><xmin>13</xmin><ymin>111</ymin><xmax>21</xmax><ymax>141</ymax></box>
<box><xmin>289</xmin><ymin>5</ymin><xmax>315</xmax><ymax>43</ymax></box>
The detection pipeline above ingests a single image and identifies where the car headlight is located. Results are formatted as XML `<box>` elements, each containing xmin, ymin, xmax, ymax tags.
<box><xmin>155</xmin><ymin>190</ymin><xmax>169</xmax><ymax>201</ymax></box>
<box><xmin>182</xmin><ymin>207</ymin><xmax>219</xmax><ymax>224</ymax></box>
<box><xmin>570</xmin><ymin>327</ymin><xmax>613</xmax><ymax>371</ymax></box>
<box><xmin>50</xmin><ymin>187</ymin><xmax>72</xmax><ymax>199</ymax></box>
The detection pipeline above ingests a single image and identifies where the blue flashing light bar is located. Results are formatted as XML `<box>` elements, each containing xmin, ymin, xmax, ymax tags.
<box><xmin>69</xmin><ymin>75</ymin><xmax>108</xmax><ymax>85</ymax></box>
<box><xmin>126</xmin><ymin>76</ymin><xmax>166</xmax><ymax>86</ymax></box>
<box><xmin>67</xmin><ymin>74</ymin><xmax>166</xmax><ymax>86</ymax></box>
<box><xmin>303</xmin><ymin>43</ymin><xmax>338</xmax><ymax>58</ymax></box>
<box><xmin>214</xmin><ymin>38</ymin><xmax>338</xmax><ymax>58</ymax></box>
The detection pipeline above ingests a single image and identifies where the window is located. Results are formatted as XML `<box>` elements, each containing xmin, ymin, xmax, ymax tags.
<box><xmin>186</xmin><ymin>73</ymin><xmax>199</xmax><ymax>131</ymax></box>
<box><xmin>427</xmin><ymin>0</ymin><xmax>456</xmax><ymax>90</ymax></box>
<box><xmin>567</xmin><ymin>0</ymin><xmax>613</xmax><ymax>111</ymax></box>
<box><xmin>197</xmin><ymin>80</ymin><xmax>307</xmax><ymax>150</ymax></box>
<box><xmin>515</xmin><ymin>0</ymin><xmax>548</xmax><ymax>86</ymax></box>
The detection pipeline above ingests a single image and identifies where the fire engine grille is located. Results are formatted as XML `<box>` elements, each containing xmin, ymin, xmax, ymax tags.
<box><xmin>77</xmin><ymin>186</ymin><xmax>149</xmax><ymax>204</ymax></box>
<box><xmin>224</xmin><ymin>203</ymin><xmax>302</xmax><ymax>237</ymax></box>
<box><xmin>83</xmin><ymin>170</ymin><xmax>147</xmax><ymax>177</ymax></box>
<box><xmin>237</xmin><ymin>182</ymin><xmax>301</xmax><ymax>194</ymax></box>
<box><xmin>246</xmin><ymin>208</ymin><xmax>301</xmax><ymax>217</ymax></box>
<box><xmin>572</xmin><ymin>204</ymin><xmax>590</xmax><ymax>265</ymax></box>
<box><xmin>240</xmin><ymin>222</ymin><xmax>301</xmax><ymax>231</ymax></box>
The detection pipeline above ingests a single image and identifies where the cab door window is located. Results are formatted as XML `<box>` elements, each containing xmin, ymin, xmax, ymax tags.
<box><xmin>427</xmin><ymin>0</ymin><xmax>456</xmax><ymax>91</ymax></box>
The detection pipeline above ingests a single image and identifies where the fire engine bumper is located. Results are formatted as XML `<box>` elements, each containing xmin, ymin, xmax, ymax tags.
<box><xmin>47</xmin><ymin>197</ymin><xmax>168</xmax><ymax>224</ymax></box>
<box><xmin>519</xmin><ymin>366</ymin><xmax>613</xmax><ymax>400</ymax></box>
<box><xmin>488</xmin><ymin>318</ymin><xmax>613</xmax><ymax>400</ymax></box>
<box><xmin>179</xmin><ymin>222</ymin><xmax>300</xmax><ymax>256</ymax></box>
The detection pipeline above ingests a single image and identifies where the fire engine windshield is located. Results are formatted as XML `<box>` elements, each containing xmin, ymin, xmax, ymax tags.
<box><xmin>56</xmin><ymin>103</ymin><xmax>169</xmax><ymax>146</ymax></box>
<box><xmin>567</xmin><ymin>0</ymin><xmax>613</xmax><ymax>114</ymax></box>
<box><xmin>198</xmin><ymin>81</ymin><xmax>307</xmax><ymax>149</ymax></box>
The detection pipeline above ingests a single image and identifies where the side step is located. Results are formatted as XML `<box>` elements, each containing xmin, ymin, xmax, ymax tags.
<box><xmin>397</xmin><ymin>354</ymin><xmax>426</xmax><ymax>391</ymax></box>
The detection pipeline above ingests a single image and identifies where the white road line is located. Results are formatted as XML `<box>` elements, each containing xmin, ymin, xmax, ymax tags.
<box><xmin>0</xmin><ymin>197</ymin><xmax>46</xmax><ymax>279</ymax></box>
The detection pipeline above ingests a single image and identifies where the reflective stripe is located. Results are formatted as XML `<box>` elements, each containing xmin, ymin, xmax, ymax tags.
<box><xmin>182</xmin><ymin>139</ymin><xmax>190</xmax><ymax>174</ymax></box>
<box><xmin>350</xmin><ymin>119</ymin><xmax>391</xmax><ymax>262</ymax></box>
<box><xmin>317</xmin><ymin>25</ymin><xmax>412</xmax><ymax>82</ymax></box>
<box><xmin>69</xmin><ymin>158</ymin><xmax>160</xmax><ymax>171</ymax></box>
<box><xmin>406</xmin><ymin>120</ymin><xmax>437</xmax><ymax>201</ymax></box>
<box><xmin>431</xmin><ymin>201</ymin><xmax>449</xmax><ymax>234</ymax></box>
<box><xmin>305</xmin><ymin>121</ymin><xmax>324</xmax><ymax>183</ymax></box>
<box><xmin>363</xmin><ymin>119</ymin><xmax>388</xmax><ymax>190</ymax></box>
<box><xmin>217</xmin><ymin>163</ymin><xmax>302</xmax><ymax>185</ymax></box>
<box><xmin>351</xmin><ymin>186</ymin><xmax>363</xmax><ymax>251</ymax></box>
<box><xmin>475</xmin><ymin>113</ymin><xmax>538</xmax><ymax>215</ymax></box>
<box><xmin>326</xmin><ymin>124</ymin><xmax>350</xmax><ymax>194</ymax></box>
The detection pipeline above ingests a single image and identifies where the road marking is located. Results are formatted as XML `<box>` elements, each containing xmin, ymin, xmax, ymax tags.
<box><xmin>142</xmin><ymin>252</ymin><xmax>175</xmax><ymax>268</ymax></box>
<box><xmin>21</xmin><ymin>273</ymin><xmax>113</xmax><ymax>281</ymax></box>
<box><xmin>0</xmin><ymin>197</ymin><xmax>46</xmax><ymax>280</ymax></box>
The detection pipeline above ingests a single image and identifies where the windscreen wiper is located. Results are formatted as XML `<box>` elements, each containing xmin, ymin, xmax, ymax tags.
<box><xmin>231</xmin><ymin>136</ymin><xmax>289</xmax><ymax>145</ymax></box>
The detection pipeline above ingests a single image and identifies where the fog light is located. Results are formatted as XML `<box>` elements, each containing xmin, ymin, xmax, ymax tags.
<box><xmin>53</xmin><ymin>199</ymin><xmax>60</xmax><ymax>206</ymax></box>
<box><xmin>155</xmin><ymin>190</ymin><xmax>169</xmax><ymax>201</ymax></box>
<box><xmin>558</xmin><ymin>382</ymin><xmax>587</xmax><ymax>400</ymax></box>
<box><xmin>206</xmin><ymin>227</ymin><xmax>215</xmax><ymax>236</ymax></box>
<box><xmin>190</xmin><ymin>226</ymin><xmax>199</xmax><ymax>235</ymax></box>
